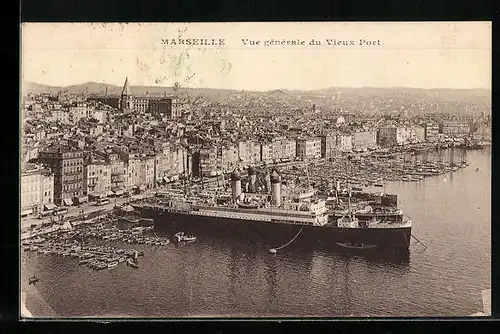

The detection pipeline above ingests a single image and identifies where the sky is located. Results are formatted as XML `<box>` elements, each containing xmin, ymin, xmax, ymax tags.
<box><xmin>21</xmin><ymin>22</ymin><xmax>491</xmax><ymax>91</ymax></box>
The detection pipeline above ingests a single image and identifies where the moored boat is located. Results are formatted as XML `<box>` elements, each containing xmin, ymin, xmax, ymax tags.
<box><xmin>132</xmin><ymin>167</ymin><xmax>412</xmax><ymax>250</ymax></box>
<box><xmin>174</xmin><ymin>232</ymin><xmax>197</xmax><ymax>243</ymax></box>
<box><xmin>28</xmin><ymin>275</ymin><xmax>39</xmax><ymax>285</ymax></box>
<box><xmin>127</xmin><ymin>258</ymin><xmax>139</xmax><ymax>268</ymax></box>
<box><xmin>107</xmin><ymin>261</ymin><xmax>118</xmax><ymax>269</ymax></box>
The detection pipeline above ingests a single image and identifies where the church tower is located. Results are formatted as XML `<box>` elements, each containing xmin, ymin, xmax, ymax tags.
<box><xmin>120</xmin><ymin>77</ymin><xmax>133</xmax><ymax>111</ymax></box>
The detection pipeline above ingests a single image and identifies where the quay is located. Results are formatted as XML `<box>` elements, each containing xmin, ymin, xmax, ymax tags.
<box><xmin>21</xmin><ymin>191</ymin><xmax>154</xmax><ymax>236</ymax></box>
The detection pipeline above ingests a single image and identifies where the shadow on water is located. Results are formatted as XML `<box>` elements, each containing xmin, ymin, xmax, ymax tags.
<box><xmin>337</xmin><ymin>247</ymin><xmax>411</xmax><ymax>266</ymax></box>
<box><xmin>268</xmin><ymin>239</ymin><xmax>411</xmax><ymax>266</ymax></box>
<box><xmin>262</xmin><ymin>252</ymin><xmax>278</xmax><ymax>314</ymax></box>
<box><xmin>339</xmin><ymin>257</ymin><xmax>354</xmax><ymax>314</ymax></box>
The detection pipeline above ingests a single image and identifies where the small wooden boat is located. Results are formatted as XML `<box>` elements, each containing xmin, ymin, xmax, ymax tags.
<box><xmin>28</xmin><ymin>275</ymin><xmax>39</xmax><ymax>285</ymax></box>
<box><xmin>336</xmin><ymin>242</ymin><xmax>378</xmax><ymax>250</ymax></box>
<box><xmin>127</xmin><ymin>258</ymin><xmax>138</xmax><ymax>268</ymax></box>
<box><xmin>97</xmin><ymin>263</ymin><xmax>108</xmax><ymax>270</ymax></box>
<box><xmin>174</xmin><ymin>232</ymin><xmax>197</xmax><ymax>242</ymax></box>
<box><xmin>107</xmin><ymin>261</ymin><xmax>118</xmax><ymax>269</ymax></box>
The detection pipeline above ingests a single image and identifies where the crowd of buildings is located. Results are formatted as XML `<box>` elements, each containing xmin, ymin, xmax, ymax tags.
<box><xmin>20</xmin><ymin>78</ymin><xmax>492</xmax><ymax>217</ymax></box>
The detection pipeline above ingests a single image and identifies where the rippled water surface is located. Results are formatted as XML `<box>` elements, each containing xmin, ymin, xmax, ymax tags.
<box><xmin>21</xmin><ymin>148</ymin><xmax>491</xmax><ymax>317</ymax></box>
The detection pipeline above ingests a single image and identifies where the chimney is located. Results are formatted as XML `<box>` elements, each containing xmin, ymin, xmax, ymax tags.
<box><xmin>231</xmin><ymin>169</ymin><xmax>242</xmax><ymax>201</ymax></box>
<box><xmin>270</xmin><ymin>169</ymin><xmax>281</xmax><ymax>207</ymax></box>
<box><xmin>248</xmin><ymin>166</ymin><xmax>257</xmax><ymax>192</ymax></box>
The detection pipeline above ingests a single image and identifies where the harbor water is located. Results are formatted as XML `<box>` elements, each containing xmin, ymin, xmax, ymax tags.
<box><xmin>21</xmin><ymin>148</ymin><xmax>491</xmax><ymax>317</ymax></box>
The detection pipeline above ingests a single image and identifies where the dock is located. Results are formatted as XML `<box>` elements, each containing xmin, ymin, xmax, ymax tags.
<box><xmin>470</xmin><ymin>289</ymin><xmax>491</xmax><ymax>316</ymax></box>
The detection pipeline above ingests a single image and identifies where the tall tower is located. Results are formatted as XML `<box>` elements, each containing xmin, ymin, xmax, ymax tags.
<box><xmin>120</xmin><ymin>77</ymin><xmax>133</xmax><ymax>111</ymax></box>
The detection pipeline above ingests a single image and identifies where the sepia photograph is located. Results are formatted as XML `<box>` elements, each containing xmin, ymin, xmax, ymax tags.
<box><xmin>20</xmin><ymin>22</ymin><xmax>491</xmax><ymax>318</ymax></box>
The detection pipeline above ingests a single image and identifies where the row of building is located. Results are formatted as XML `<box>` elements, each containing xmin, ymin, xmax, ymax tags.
<box><xmin>20</xmin><ymin>124</ymin><xmax>423</xmax><ymax>216</ymax></box>
<box><xmin>21</xmin><ymin>78</ymin><xmax>491</xmax><ymax>217</ymax></box>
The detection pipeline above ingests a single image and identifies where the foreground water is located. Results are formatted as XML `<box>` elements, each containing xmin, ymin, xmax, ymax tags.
<box><xmin>21</xmin><ymin>148</ymin><xmax>491</xmax><ymax>317</ymax></box>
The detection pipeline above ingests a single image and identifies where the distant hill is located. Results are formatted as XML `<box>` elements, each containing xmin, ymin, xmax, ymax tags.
<box><xmin>309</xmin><ymin>86</ymin><xmax>491</xmax><ymax>99</ymax></box>
<box><xmin>22</xmin><ymin>81</ymin><xmax>491</xmax><ymax>103</ymax></box>
<box><xmin>22</xmin><ymin>81</ymin><xmax>61</xmax><ymax>94</ymax></box>
<box><xmin>266</xmin><ymin>89</ymin><xmax>289</xmax><ymax>96</ymax></box>
<box><xmin>21</xmin><ymin>80</ymin><xmax>244</xmax><ymax>99</ymax></box>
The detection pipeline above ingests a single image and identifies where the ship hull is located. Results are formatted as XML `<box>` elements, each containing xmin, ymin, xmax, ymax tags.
<box><xmin>134</xmin><ymin>206</ymin><xmax>411</xmax><ymax>250</ymax></box>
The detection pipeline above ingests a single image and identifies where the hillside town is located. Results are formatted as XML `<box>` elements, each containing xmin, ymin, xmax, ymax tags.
<box><xmin>20</xmin><ymin>78</ymin><xmax>492</xmax><ymax>218</ymax></box>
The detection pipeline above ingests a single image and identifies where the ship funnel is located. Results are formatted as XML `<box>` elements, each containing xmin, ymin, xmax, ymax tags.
<box><xmin>264</xmin><ymin>169</ymin><xmax>271</xmax><ymax>193</ymax></box>
<box><xmin>248</xmin><ymin>166</ymin><xmax>257</xmax><ymax>192</ymax></box>
<box><xmin>270</xmin><ymin>169</ymin><xmax>281</xmax><ymax>207</ymax></box>
<box><xmin>231</xmin><ymin>169</ymin><xmax>242</xmax><ymax>201</ymax></box>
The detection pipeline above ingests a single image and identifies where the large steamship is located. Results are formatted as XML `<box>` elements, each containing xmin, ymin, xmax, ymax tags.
<box><xmin>131</xmin><ymin>167</ymin><xmax>412</xmax><ymax>250</ymax></box>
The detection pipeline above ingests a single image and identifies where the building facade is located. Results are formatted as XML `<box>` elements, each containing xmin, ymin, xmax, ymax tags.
<box><xmin>155</xmin><ymin>143</ymin><xmax>188</xmax><ymax>182</ymax></box>
<box><xmin>336</xmin><ymin>133</ymin><xmax>353</xmax><ymax>152</ymax></box>
<box><xmin>84</xmin><ymin>156</ymin><xmax>111</xmax><ymax>197</ymax></box>
<box><xmin>320</xmin><ymin>134</ymin><xmax>337</xmax><ymax>158</ymax></box>
<box><xmin>260</xmin><ymin>141</ymin><xmax>273</xmax><ymax>164</ymax></box>
<box><xmin>440</xmin><ymin>120</ymin><xmax>471</xmax><ymax>137</ymax></box>
<box><xmin>271</xmin><ymin>137</ymin><xmax>296</xmax><ymax>161</ymax></box>
<box><xmin>118</xmin><ymin>77</ymin><xmax>180</xmax><ymax>119</ymax></box>
<box><xmin>409</xmin><ymin>126</ymin><xmax>426</xmax><ymax>143</ymax></box>
<box><xmin>425</xmin><ymin>123</ymin><xmax>440</xmax><ymax>142</ymax></box>
<box><xmin>38</xmin><ymin>145</ymin><xmax>84</xmax><ymax>206</ymax></box>
<box><xmin>69</xmin><ymin>101</ymin><xmax>92</xmax><ymax>123</ymax></box>
<box><xmin>51</xmin><ymin>109</ymin><xmax>70</xmax><ymax>124</ymax></box>
<box><xmin>238</xmin><ymin>140</ymin><xmax>261</xmax><ymax>166</ymax></box>
<box><xmin>377</xmin><ymin>127</ymin><xmax>411</xmax><ymax>146</ymax></box>
<box><xmin>108</xmin><ymin>153</ymin><xmax>127</xmax><ymax>191</ymax></box>
<box><xmin>296</xmin><ymin>137</ymin><xmax>322</xmax><ymax>159</ymax></box>
<box><xmin>352</xmin><ymin>130</ymin><xmax>378</xmax><ymax>150</ymax></box>
<box><xmin>199</xmin><ymin>146</ymin><xmax>219</xmax><ymax>176</ymax></box>
<box><xmin>20</xmin><ymin>164</ymin><xmax>54</xmax><ymax>216</ymax></box>
<box><xmin>220</xmin><ymin>144</ymin><xmax>239</xmax><ymax>172</ymax></box>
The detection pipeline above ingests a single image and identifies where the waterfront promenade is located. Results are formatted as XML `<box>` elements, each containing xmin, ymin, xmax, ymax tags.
<box><xmin>20</xmin><ymin>191</ymin><xmax>155</xmax><ymax>232</ymax></box>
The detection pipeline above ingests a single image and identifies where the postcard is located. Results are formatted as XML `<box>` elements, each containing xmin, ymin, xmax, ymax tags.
<box><xmin>20</xmin><ymin>22</ymin><xmax>491</xmax><ymax>318</ymax></box>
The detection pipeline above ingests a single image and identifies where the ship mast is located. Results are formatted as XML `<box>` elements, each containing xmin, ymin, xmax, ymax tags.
<box><xmin>334</xmin><ymin>174</ymin><xmax>338</xmax><ymax>205</ymax></box>
<box><xmin>199</xmin><ymin>156</ymin><xmax>204</xmax><ymax>190</ymax></box>
<box><xmin>346</xmin><ymin>157</ymin><xmax>352</xmax><ymax>219</ymax></box>
<box><xmin>304</xmin><ymin>160</ymin><xmax>311</xmax><ymax>190</ymax></box>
